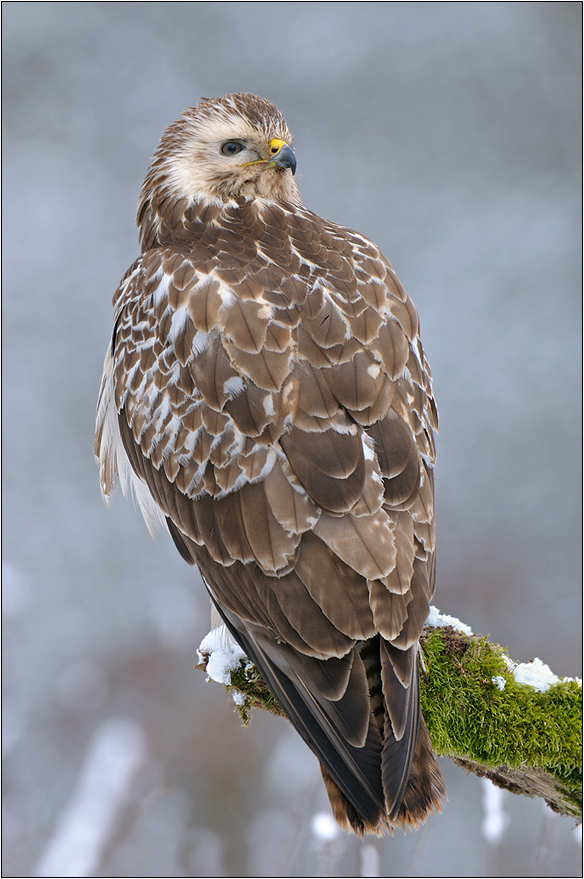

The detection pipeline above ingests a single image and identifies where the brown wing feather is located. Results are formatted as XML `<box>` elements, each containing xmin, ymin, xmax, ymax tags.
<box><xmin>97</xmin><ymin>190</ymin><xmax>445</xmax><ymax>837</ymax></box>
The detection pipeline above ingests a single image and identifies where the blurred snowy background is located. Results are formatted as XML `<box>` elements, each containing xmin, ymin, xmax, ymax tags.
<box><xmin>2</xmin><ymin>3</ymin><xmax>581</xmax><ymax>877</ymax></box>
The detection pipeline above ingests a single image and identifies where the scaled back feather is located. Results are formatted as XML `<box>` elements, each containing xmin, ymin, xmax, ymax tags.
<box><xmin>95</xmin><ymin>92</ymin><xmax>445</xmax><ymax>835</ymax></box>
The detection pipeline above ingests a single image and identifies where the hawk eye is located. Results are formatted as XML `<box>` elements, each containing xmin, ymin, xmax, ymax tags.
<box><xmin>221</xmin><ymin>141</ymin><xmax>244</xmax><ymax>156</ymax></box>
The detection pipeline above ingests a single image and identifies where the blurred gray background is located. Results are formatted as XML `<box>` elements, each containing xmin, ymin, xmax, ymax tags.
<box><xmin>2</xmin><ymin>2</ymin><xmax>581</xmax><ymax>877</ymax></box>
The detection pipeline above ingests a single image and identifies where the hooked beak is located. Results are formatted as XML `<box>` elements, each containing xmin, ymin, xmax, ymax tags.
<box><xmin>268</xmin><ymin>142</ymin><xmax>297</xmax><ymax>175</ymax></box>
<box><xmin>244</xmin><ymin>138</ymin><xmax>297</xmax><ymax>176</ymax></box>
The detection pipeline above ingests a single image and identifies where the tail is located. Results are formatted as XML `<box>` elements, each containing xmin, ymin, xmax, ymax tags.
<box><xmin>321</xmin><ymin>716</ymin><xmax>445</xmax><ymax>836</ymax></box>
<box><xmin>321</xmin><ymin>637</ymin><xmax>446</xmax><ymax>836</ymax></box>
<box><xmin>196</xmin><ymin>570</ymin><xmax>446</xmax><ymax>838</ymax></box>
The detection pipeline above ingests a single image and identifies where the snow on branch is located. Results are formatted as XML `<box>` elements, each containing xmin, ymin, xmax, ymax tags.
<box><xmin>196</xmin><ymin>607</ymin><xmax>582</xmax><ymax>822</ymax></box>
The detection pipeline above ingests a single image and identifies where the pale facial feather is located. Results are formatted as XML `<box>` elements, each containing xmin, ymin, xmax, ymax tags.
<box><xmin>146</xmin><ymin>106</ymin><xmax>302</xmax><ymax>207</ymax></box>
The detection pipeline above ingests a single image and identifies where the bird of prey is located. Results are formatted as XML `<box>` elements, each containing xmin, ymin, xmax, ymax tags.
<box><xmin>95</xmin><ymin>92</ymin><xmax>445</xmax><ymax>836</ymax></box>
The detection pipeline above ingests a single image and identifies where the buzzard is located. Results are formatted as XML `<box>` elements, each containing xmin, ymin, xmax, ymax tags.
<box><xmin>95</xmin><ymin>93</ymin><xmax>445</xmax><ymax>835</ymax></box>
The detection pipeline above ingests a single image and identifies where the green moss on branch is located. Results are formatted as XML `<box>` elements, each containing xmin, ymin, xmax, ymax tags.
<box><xmin>202</xmin><ymin>624</ymin><xmax>582</xmax><ymax>821</ymax></box>
<box><xmin>419</xmin><ymin>627</ymin><xmax>582</xmax><ymax>820</ymax></box>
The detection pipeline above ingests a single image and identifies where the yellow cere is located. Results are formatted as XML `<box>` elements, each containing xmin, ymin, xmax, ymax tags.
<box><xmin>269</xmin><ymin>138</ymin><xmax>288</xmax><ymax>155</ymax></box>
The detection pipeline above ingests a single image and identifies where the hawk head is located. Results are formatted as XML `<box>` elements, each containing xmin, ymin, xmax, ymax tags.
<box><xmin>138</xmin><ymin>92</ymin><xmax>302</xmax><ymax>225</ymax></box>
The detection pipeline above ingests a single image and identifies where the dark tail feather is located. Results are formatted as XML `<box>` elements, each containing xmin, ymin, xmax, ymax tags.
<box><xmin>320</xmin><ymin>714</ymin><xmax>445</xmax><ymax>835</ymax></box>
<box><xmin>392</xmin><ymin>716</ymin><xmax>446</xmax><ymax>829</ymax></box>
<box><xmin>205</xmin><ymin>582</ymin><xmax>446</xmax><ymax>836</ymax></box>
<box><xmin>320</xmin><ymin>639</ymin><xmax>446</xmax><ymax>835</ymax></box>
<box><xmin>380</xmin><ymin>641</ymin><xmax>421</xmax><ymax>818</ymax></box>
<box><xmin>320</xmin><ymin>763</ymin><xmax>371</xmax><ymax>838</ymax></box>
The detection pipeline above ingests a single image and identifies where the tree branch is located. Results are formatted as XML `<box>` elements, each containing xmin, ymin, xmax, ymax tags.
<box><xmin>196</xmin><ymin>612</ymin><xmax>582</xmax><ymax>822</ymax></box>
